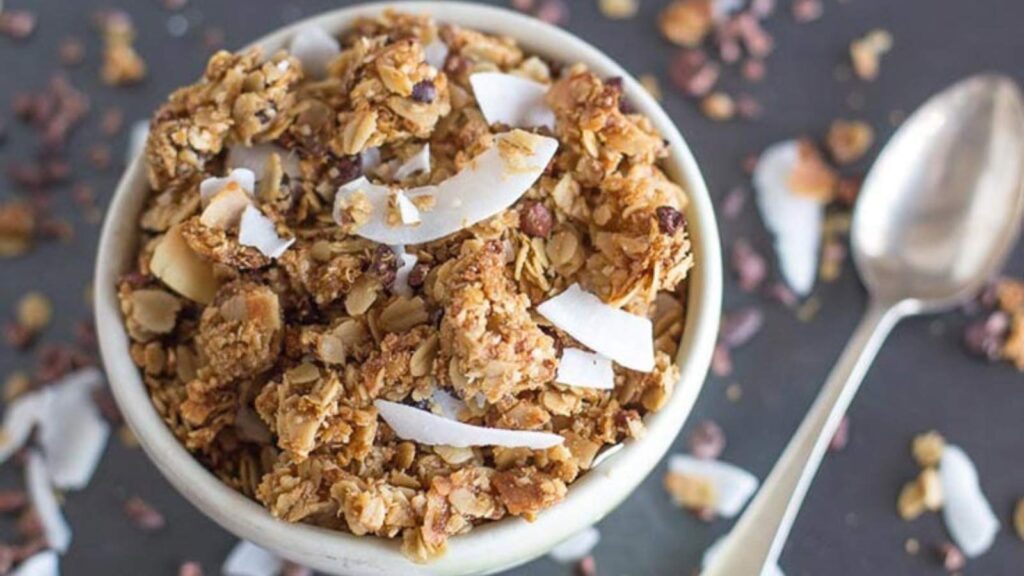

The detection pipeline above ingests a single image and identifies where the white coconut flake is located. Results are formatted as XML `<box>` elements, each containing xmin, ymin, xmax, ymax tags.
<box><xmin>537</xmin><ymin>284</ymin><xmax>654</xmax><ymax>373</ymax></box>
<box><xmin>334</xmin><ymin>131</ymin><xmax>558</xmax><ymax>245</ymax></box>
<box><xmin>548</xmin><ymin>526</ymin><xmax>601</xmax><ymax>564</ymax></box>
<box><xmin>10</xmin><ymin>550</ymin><xmax>59</xmax><ymax>576</ymax></box>
<box><xmin>430</xmin><ymin>389</ymin><xmax>466</xmax><ymax>421</ymax></box>
<box><xmin>227</xmin><ymin>144</ymin><xmax>301</xmax><ymax>181</ymax></box>
<box><xmin>424</xmin><ymin>38</ymin><xmax>449</xmax><ymax>69</ymax></box>
<box><xmin>668</xmin><ymin>454</ymin><xmax>759</xmax><ymax>518</ymax></box>
<box><xmin>375</xmin><ymin>400</ymin><xmax>563</xmax><ymax>449</ymax></box>
<box><xmin>940</xmin><ymin>445</ymin><xmax>999</xmax><ymax>557</ymax></box>
<box><xmin>127</xmin><ymin>120</ymin><xmax>149</xmax><ymax>163</ymax></box>
<box><xmin>288</xmin><ymin>25</ymin><xmax>339</xmax><ymax>78</ymax></box>
<box><xmin>470</xmin><ymin>72</ymin><xmax>555</xmax><ymax>130</ymax></box>
<box><xmin>556</xmin><ymin>348</ymin><xmax>614</xmax><ymax>390</ymax></box>
<box><xmin>239</xmin><ymin>205</ymin><xmax>294</xmax><ymax>259</ymax></box>
<box><xmin>26</xmin><ymin>450</ymin><xmax>71</xmax><ymax>554</ymax></box>
<box><xmin>394</xmin><ymin>191</ymin><xmax>422</xmax><ymax>225</ymax></box>
<box><xmin>361</xmin><ymin>147</ymin><xmax>382</xmax><ymax>172</ymax></box>
<box><xmin>222</xmin><ymin>541</ymin><xmax>283</xmax><ymax>576</ymax></box>
<box><xmin>40</xmin><ymin>368</ymin><xmax>110</xmax><ymax>490</ymax></box>
<box><xmin>393</xmin><ymin>144</ymin><xmax>431</xmax><ymax>181</ymax></box>
<box><xmin>754</xmin><ymin>140</ymin><xmax>823</xmax><ymax>296</ymax></box>
<box><xmin>199</xmin><ymin>168</ymin><xmax>256</xmax><ymax>202</ymax></box>
<box><xmin>703</xmin><ymin>537</ymin><xmax>785</xmax><ymax>576</ymax></box>
<box><xmin>0</xmin><ymin>390</ymin><xmax>50</xmax><ymax>465</ymax></box>
<box><xmin>392</xmin><ymin>249</ymin><xmax>418</xmax><ymax>298</ymax></box>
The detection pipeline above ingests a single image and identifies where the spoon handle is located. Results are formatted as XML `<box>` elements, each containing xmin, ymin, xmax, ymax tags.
<box><xmin>703</xmin><ymin>299</ymin><xmax>905</xmax><ymax>576</ymax></box>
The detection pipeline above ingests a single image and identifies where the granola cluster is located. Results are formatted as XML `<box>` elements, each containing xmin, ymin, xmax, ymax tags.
<box><xmin>118</xmin><ymin>11</ymin><xmax>693</xmax><ymax>561</ymax></box>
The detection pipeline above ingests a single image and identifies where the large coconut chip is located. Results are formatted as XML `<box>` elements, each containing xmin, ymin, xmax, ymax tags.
<box><xmin>9</xmin><ymin>550</ymin><xmax>58</xmax><ymax>576</ymax></box>
<box><xmin>199</xmin><ymin>183</ymin><xmax>252</xmax><ymax>230</ymax></box>
<box><xmin>667</xmin><ymin>454</ymin><xmax>759</xmax><ymax>518</ymax></box>
<box><xmin>227</xmin><ymin>144</ymin><xmax>301</xmax><ymax>182</ymax></box>
<box><xmin>238</xmin><ymin>205</ymin><xmax>295</xmax><ymax>259</ymax></box>
<box><xmin>0</xmin><ymin>390</ymin><xmax>50</xmax><ymax>465</ymax></box>
<box><xmin>392</xmin><ymin>249</ymin><xmax>418</xmax><ymax>298</ymax></box>
<box><xmin>548</xmin><ymin>526</ymin><xmax>600</xmax><ymax>564</ymax></box>
<box><xmin>537</xmin><ymin>284</ymin><xmax>654</xmax><ymax>373</ymax></box>
<box><xmin>199</xmin><ymin>168</ymin><xmax>255</xmax><ymax>203</ymax></box>
<box><xmin>334</xmin><ymin>130</ymin><xmax>558</xmax><ymax>245</ymax></box>
<box><xmin>393</xmin><ymin>144</ymin><xmax>431</xmax><ymax>181</ymax></box>
<box><xmin>754</xmin><ymin>140</ymin><xmax>824</xmax><ymax>296</ymax></box>
<box><xmin>470</xmin><ymin>73</ymin><xmax>555</xmax><ymax>130</ymax></box>
<box><xmin>150</xmin><ymin>223</ymin><xmax>220</xmax><ymax>304</ymax></box>
<box><xmin>374</xmin><ymin>400</ymin><xmax>563</xmax><ymax>449</ymax></box>
<box><xmin>940</xmin><ymin>445</ymin><xmax>999</xmax><ymax>557</ymax></box>
<box><xmin>288</xmin><ymin>25</ymin><xmax>339</xmax><ymax>78</ymax></box>
<box><xmin>39</xmin><ymin>368</ymin><xmax>110</xmax><ymax>490</ymax></box>
<box><xmin>222</xmin><ymin>541</ymin><xmax>283</xmax><ymax>576</ymax></box>
<box><xmin>555</xmin><ymin>348</ymin><xmax>614</xmax><ymax>390</ymax></box>
<box><xmin>26</xmin><ymin>450</ymin><xmax>71</xmax><ymax>554</ymax></box>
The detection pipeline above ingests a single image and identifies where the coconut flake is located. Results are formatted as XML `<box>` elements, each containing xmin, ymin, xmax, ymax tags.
<box><xmin>361</xmin><ymin>147</ymin><xmax>382</xmax><ymax>172</ymax></box>
<box><xmin>40</xmin><ymin>368</ymin><xmax>110</xmax><ymax>490</ymax></box>
<box><xmin>239</xmin><ymin>205</ymin><xmax>294</xmax><ymax>259</ymax></box>
<box><xmin>703</xmin><ymin>537</ymin><xmax>785</xmax><ymax>576</ymax></box>
<box><xmin>0</xmin><ymin>390</ymin><xmax>50</xmax><ymax>465</ymax></box>
<box><xmin>470</xmin><ymin>73</ymin><xmax>555</xmax><ymax>130</ymax></box>
<box><xmin>227</xmin><ymin>145</ymin><xmax>301</xmax><ymax>181</ymax></box>
<box><xmin>393</xmin><ymin>144</ymin><xmax>431</xmax><ymax>181</ymax></box>
<box><xmin>555</xmin><ymin>348</ymin><xmax>614</xmax><ymax>390</ymax></box>
<box><xmin>394</xmin><ymin>191</ymin><xmax>422</xmax><ymax>225</ymax></box>
<box><xmin>26</xmin><ymin>450</ymin><xmax>71</xmax><ymax>553</ymax></box>
<box><xmin>537</xmin><ymin>284</ymin><xmax>654</xmax><ymax>373</ymax></box>
<box><xmin>667</xmin><ymin>454</ymin><xmax>759</xmax><ymax>517</ymax></box>
<box><xmin>940</xmin><ymin>445</ymin><xmax>999</xmax><ymax>557</ymax></box>
<box><xmin>754</xmin><ymin>140</ymin><xmax>823</xmax><ymax>296</ymax></box>
<box><xmin>127</xmin><ymin>120</ymin><xmax>149</xmax><ymax>163</ymax></box>
<box><xmin>375</xmin><ymin>400</ymin><xmax>563</xmax><ymax>449</ymax></box>
<box><xmin>288</xmin><ymin>25</ymin><xmax>339</xmax><ymax>78</ymax></box>
<box><xmin>424</xmin><ymin>39</ymin><xmax>449</xmax><ymax>69</ymax></box>
<box><xmin>199</xmin><ymin>168</ymin><xmax>255</xmax><ymax>202</ymax></box>
<box><xmin>223</xmin><ymin>541</ymin><xmax>283</xmax><ymax>576</ymax></box>
<box><xmin>10</xmin><ymin>550</ymin><xmax>59</xmax><ymax>576</ymax></box>
<box><xmin>392</xmin><ymin>249</ymin><xmax>418</xmax><ymax>298</ymax></box>
<box><xmin>548</xmin><ymin>526</ymin><xmax>600</xmax><ymax>564</ymax></box>
<box><xmin>200</xmin><ymin>184</ymin><xmax>252</xmax><ymax>229</ymax></box>
<box><xmin>430</xmin><ymin>389</ymin><xmax>466</xmax><ymax>421</ymax></box>
<box><xmin>334</xmin><ymin>131</ymin><xmax>558</xmax><ymax>245</ymax></box>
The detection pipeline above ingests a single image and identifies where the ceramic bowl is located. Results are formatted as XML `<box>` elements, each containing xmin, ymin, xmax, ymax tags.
<box><xmin>94</xmin><ymin>3</ymin><xmax>722</xmax><ymax>574</ymax></box>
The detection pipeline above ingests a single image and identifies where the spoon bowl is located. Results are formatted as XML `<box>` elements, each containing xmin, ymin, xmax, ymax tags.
<box><xmin>854</xmin><ymin>74</ymin><xmax>1024</xmax><ymax>308</ymax></box>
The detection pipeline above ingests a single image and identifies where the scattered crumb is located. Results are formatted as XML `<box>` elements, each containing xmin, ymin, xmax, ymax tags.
<box><xmin>912</xmin><ymin>431</ymin><xmax>946</xmax><ymax>468</ymax></box>
<box><xmin>850</xmin><ymin>29</ymin><xmax>893</xmax><ymax>81</ymax></box>
<box><xmin>725</xmin><ymin>383</ymin><xmax>743</xmax><ymax>402</ymax></box>
<box><xmin>98</xmin><ymin>10</ymin><xmax>148</xmax><ymax>85</ymax></box>
<box><xmin>701</xmin><ymin>92</ymin><xmax>736</xmax><ymax>121</ymax></box>
<box><xmin>664</xmin><ymin>470</ymin><xmax>717</xmax><ymax>519</ymax></box>
<box><xmin>658</xmin><ymin>0</ymin><xmax>713</xmax><ymax>47</ymax></box>
<box><xmin>598</xmin><ymin>0</ymin><xmax>639</xmax><ymax>20</ymax></box>
<box><xmin>15</xmin><ymin>292</ymin><xmax>53</xmax><ymax>336</ymax></box>
<box><xmin>1014</xmin><ymin>498</ymin><xmax>1024</xmax><ymax>541</ymax></box>
<box><xmin>826</xmin><ymin>119</ymin><xmax>874</xmax><ymax>164</ymax></box>
<box><xmin>897</xmin><ymin>480</ymin><xmax>926</xmax><ymax>520</ymax></box>
<box><xmin>688</xmin><ymin>420</ymin><xmax>726</xmax><ymax>460</ymax></box>
<box><xmin>124</xmin><ymin>496</ymin><xmax>166</xmax><ymax>531</ymax></box>
<box><xmin>791</xmin><ymin>0</ymin><xmax>824</xmax><ymax>23</ymax></box>
<box><xmin>904</xmin><ymin>538</ymin><xmax>920</xmax><ymax>555</ymax></box>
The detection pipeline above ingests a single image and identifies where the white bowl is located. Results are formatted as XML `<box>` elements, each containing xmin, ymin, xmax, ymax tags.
<box><xmin>94</xmin><ymin>3</ymin><xmax>722</xmax><ymax>575</ymax></box>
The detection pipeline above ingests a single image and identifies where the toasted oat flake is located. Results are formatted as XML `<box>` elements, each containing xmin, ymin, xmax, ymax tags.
<box><xmin>754</xmin><ymin>140</ymin><xmax>824</xmax><ymax>296</ymax></box>
<box><xmin>469</xmin><ymin>73</ymin><xmax>556</xmax><ymax>130</ymax></box>
<box><xmin>223</xmin><ymin>541</ymin><xmax>283</xmax><ymax>576</ymax></box>
<box><xmin>667</xmin><ymin>454</ymin><xmax>758</xmax><ymax>517</ymax></box>
<box><xmin>375</xmin><ymin>400</ymin><xmax>564</xmax><ymax>449</ymax></box>
<box><xmin>26</xmin><ymin>450</ymin><xmax>71</xmax><ymax>553</ymax></box>
<box><xmin>9</xmin><ymin>550</ymin><xmax>58</xmax><ymax>576</ymax></box>
<box><xmin>393</xmin><ymin>144</ymin><xmax>431</xmax><ymax>181</ymax></box>
<box><xmin>548</xmin><ymin>526</ymin><xmax>601</xmax><ymax>564</ymax></box>
<box><xmin>334</xmin><ymin>131</ymin><xmax>558</xmax><ymax>244</ymax></box>
<box><xmin>939</xmin><ymin>445</ymin><xmax>999</xmax><ymax>558</ymax></box>
<box><xmin>555</xmin><ymin>348</ymin><xmax>614</xmax><ymax>390</ymax></box>
<box><xmin>200</xmin><ymin>183</ymin><xmax>252</xmax><ymax>229</ymax></box>
<box><xmin>238</xmin><ymin>205</ymin><xmax>294</xmax><ymax>259</ymax></box>
<box><xmin>199</xmin><ymin>169</ymin><xmax>256</xmax><ymax>203</ymax></box>
<box><xmin>537</xmin><ymin>284</ymin><xmax>654</xmax><ymax>372</ymax></box>
<box><xmin>288</xmin><ymin>25</ymin><xmax>339</xmax><ymax>78</ymax></box>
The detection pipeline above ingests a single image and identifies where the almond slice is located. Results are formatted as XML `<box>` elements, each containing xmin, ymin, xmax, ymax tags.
<box><xmin>150</xmin><ymin>223</ymin><xmax>219</xmax><ymax>304</ymax></box>
<box><xmin>470</xmin><ymin>73</ymin><xmax>556</xmax><ymax>129</ymax></box>
<box><xmin>374</xmin><ymin>400</ymin><xmax>563</xmax><ymax>449</ymax></box>
<box><xmin>536</xmin><ymin>284</ymin><xmax>654</xmax><ymax>373</ymax></box>
<box><xmin>333</xmin><ymin>130</ymin><xmax>558</xmax><ymax>245</ymax></box>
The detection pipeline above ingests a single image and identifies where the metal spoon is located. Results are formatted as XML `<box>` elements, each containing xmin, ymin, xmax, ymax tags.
<box><xmin>704</xmin><ymin>74</ymin><xmax>1024</xmax><ymax>576</ymax></box>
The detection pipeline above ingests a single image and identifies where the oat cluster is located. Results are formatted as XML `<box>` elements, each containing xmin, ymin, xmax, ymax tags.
<box><xmin>118</xmin><ymin>11</ymin><xmax>693</xmax><ymax>561</ymax></box>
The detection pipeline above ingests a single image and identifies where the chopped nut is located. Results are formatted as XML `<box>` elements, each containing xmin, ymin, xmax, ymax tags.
<box><xmin>912</xmin><ymin>431</ymin><xmax>946</xmax><ymax>468</ymax></box>
<box><xmin>919</xmin><ymin>468</ymin><xmax>943</xmax><ymax>511</ymax></box>
<box><xmin>659</xmin><ymin>0</ymin><xmax>713</xmax><ymax>47</ymax></box>
<box><xmin>826</xmin><ymin>119</ymin><xmax>874</xmax><ymax>164</ymax></box>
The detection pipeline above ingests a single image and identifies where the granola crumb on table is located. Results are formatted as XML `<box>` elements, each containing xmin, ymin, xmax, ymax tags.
<box><xmin>119</xmin><ymin>10</ymin><xmax>693</xmax><ymax>562</ymax></box>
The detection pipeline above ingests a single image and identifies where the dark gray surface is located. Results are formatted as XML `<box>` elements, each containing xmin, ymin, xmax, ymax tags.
<box><xmin>1</xmin><ymin>1</ymin><xmax>1023</xmax><ymax>574</ymax></box>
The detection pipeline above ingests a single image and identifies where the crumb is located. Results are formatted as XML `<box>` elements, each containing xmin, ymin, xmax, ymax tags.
<box><xmin>688</xmin><ymin>420</ymin><xmax>726</xmax><ymax>460</ymax></box>
<box><xmin>725</xmin><ymin>383</ymin><xmax>743</xmax><ymax>402</ymax></box>
<box><xmin>912</xmin><ymin>431</ymin><xmax>945</xmax><ymax>468</ymax></box>
<box><xmin>850</xmin><ymin>29</ymin><xmax>893</xmax><ymax>81</ymax></box>
<box><xmin>826</xmin><ymin>119</ymin><xmax>874</xmax><ymax>164</ymax></box>
<box><xmin>701</xmin><ymin>92</ymin><xmax>736</xmax><ymax>121</ymax></box>
<box><xmin>659</xmin><ymin>0</ymin><xmax>713</xmax><ymax>47</ymax></box>
<box><xmin>598</xmin><ymin>0</ymin><xmax>639</xmax><ymax>20</ymax></box>
<box><xmin>904</xmin><ymin>538</ymin><xmax>920</xmax><ymax>555</ymax></box>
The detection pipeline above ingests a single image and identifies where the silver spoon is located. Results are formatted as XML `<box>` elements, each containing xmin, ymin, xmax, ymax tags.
<box><xmin>704</xmin><ymin>74</ymin><xmax>1024</xmax><ymax>576</ymax></box>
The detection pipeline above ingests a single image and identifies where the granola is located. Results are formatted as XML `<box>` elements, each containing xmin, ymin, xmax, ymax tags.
<box><xmin>119</xmin><ymin>10</ymin><xmax>693</xmax><ymax>561</ymax></box>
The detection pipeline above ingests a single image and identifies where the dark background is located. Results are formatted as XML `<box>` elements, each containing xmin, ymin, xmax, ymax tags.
<box><xmin>1</xmin><ymin>0</ymin><xmax>1023</xmax><ymax>574</ymax></box>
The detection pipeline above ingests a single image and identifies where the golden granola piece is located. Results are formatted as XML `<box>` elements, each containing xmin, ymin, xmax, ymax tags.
<box><xmin>197</xmin><ymin>282</ymin><xmax>283</xmax><ymax>380</ymax></box>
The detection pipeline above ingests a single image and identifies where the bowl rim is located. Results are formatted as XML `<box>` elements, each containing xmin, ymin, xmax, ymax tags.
<box><xmin>94</xmin><ymin>3</ymin><xmax>723</xmax><ymax>575</ymax></box>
